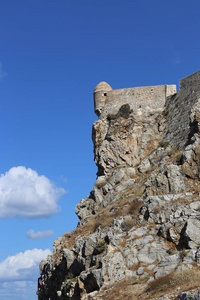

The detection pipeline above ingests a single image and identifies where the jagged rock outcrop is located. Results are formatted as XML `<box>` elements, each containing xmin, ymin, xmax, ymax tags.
<box><xmin>38</xmin><ymin>71</ymin><xmax>200</xmax><ymax>300</ymax></box>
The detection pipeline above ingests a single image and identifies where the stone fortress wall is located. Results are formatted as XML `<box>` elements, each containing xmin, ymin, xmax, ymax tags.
<box><xmin>179</xmin><ymin>69</ymin><xmax>200</xmax><ymax>96</ymax></box>
<box><xmin>94</xmin><ymin>70</ymin><xmax>200</xmax><ymax>149</ymax></box>
<box><xmin>164</xmin><ymin>70</ymin><xmax>200</xmax><ymax>149</ymax></box>
<box><xmin>93</xmin><ymin>81</ymin><xmax>176</xmax><ymax>117</ymax></box>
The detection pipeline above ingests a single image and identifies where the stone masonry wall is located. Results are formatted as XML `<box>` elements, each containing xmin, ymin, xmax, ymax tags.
<box><xmin>162</xmin><ymin>71</ymin><xmax>200</xmax><ymax>149</ymax></box>
<box><xmin>179</xmin><ymin>70</ymin><xmax>200</xmax><ymax>96</ymax></box>
<box><xmin>99</xmin><ymin>85</ymin><xmax>176</xmax><ymax>119</ymax></box>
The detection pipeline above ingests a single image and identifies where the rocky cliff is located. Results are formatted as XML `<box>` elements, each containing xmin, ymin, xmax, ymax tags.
<box><xmin>38</xmin><ymin>71</ymin><xmax>200</xmax><ymax>300</ymax></box>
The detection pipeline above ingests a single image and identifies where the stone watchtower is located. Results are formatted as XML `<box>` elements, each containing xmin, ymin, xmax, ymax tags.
<box><xmin>93</xmin><ymin>81</ymin><xmax>177</xmax><ymax>117</ymax></box>
<box><xmin>93</xmin><ymin>81</ymin><xmax>112</xmax><ymax>116</ymax></box>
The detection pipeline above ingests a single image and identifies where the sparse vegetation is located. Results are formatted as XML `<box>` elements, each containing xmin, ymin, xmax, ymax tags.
<box><xmin>127</xmin><ymin>200</ymin><xmax>142</xmax><ymax>215</ymax></box>
<box><xmin>152</xmin><ymin>205</ymin><xmax>160</xmax><ymax>214</ymax></box>
<box><xmin>167</xmin><ymin>146</ymin><xmax>179</xmax><ymax>157</ymax></box>
<box><xmin>179</xmin><ymin>248</ymin><xmax>187</xmax><ymax>260</ymax></box>
<box><xmin>121</xmin><ymin>218</ymin><xmax>135</xmax><ymax>231</ymax></box>
<box><xmin>159</xmin><ymin>141</ymin><xmax>170</xmax><ymax>149</ymax></box>
<box><xmin>94</xmin><ymin>240</ymin><xmax>106</xmax><ymax>254</ymax></box>
<box><xmin>132</xmin><ymin>275</ymin><xmax>150</xmax><ymax>285</ymax></box>
<box><xmin>163</xmin><ymin>104</ymin><xmax>170</xmax><ymax>116</ymax></box>
<box><xmin>118</xmin><ymin>240</ymin><xmax>127</xmax><ymax>247</ymax></box>
<box><xmin>147</xmin><ymin>270</ymin><xmax>200</xmax><ymax>299</ymax></box>
<box><xmin>163</xmin><ymin>108</ymin><xmax>169</xmax><ymax>116</ymax></box>
<box><xmin>63</xmin><ymin>277</ymin><xmax>77</xmax><ymax>293</ymax></box>
<box><xmin>175</xmin><ymin>151</ymin><xmax>184</xmax><ymax>165</ymax></box>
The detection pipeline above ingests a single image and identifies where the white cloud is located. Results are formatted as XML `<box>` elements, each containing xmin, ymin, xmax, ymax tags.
<box><xmin>0</xmin><ymin>62</ymin><xmax>7</xmax><ymax>79</ymax></box>
<box><xmin>0</xmin><ymin>166</ymin><xmax>66</xmax><ymax>218</ymax></box>
<box><xmin>0</xmin><ymin>248</ymin><xmax>51</xmax><ymax>282</ymax></box>
<box><xmin>0</xmin><ymin>281</ymin><xmax>36</xmax><ymax>299</ymax></box>
<box><xmin>26</xmin><ymin>229</ymin><xmax>54</xmax><ymax>239</ymax></box>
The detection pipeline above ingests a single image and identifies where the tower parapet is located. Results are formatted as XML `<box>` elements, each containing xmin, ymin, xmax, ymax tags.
<box><xmin>93</xmin><ymin>81</ymin><xmax>177</xmax><ymax>117</ymax></box>
<box><xmin>93</xmin><ymin>82</ymin><xmax>112</xmax><ymax>116</ymax></box>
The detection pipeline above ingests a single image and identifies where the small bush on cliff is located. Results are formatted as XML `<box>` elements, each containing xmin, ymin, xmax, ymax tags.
<box><xmin>121</xmin><ymin>218</ymin><xmax>135</xmax><ymax>231</ymax></box>
<box><xmin>93</xmin><ymin>240</ymin><xmax>106</xmax><ymax>254</ymax></box>
<box><xmin>159</xmin><ymin>141</ymin><xmax>170</xmax><ymax>149</ymax></box>
<box><xmin>64</xmin><ymin>277</ymin><xmax>77</xmax><ymax>293</ymax></box>
<box><xmin>179</xmin><ymin>248</ymin><xmax>187</xmax><ymax>260</ymax></box>
<box><xmin>163</xmin><ymin>104</ymin><xmax>170</xmax><ymax>116</ymax></box>
<box><xmin>175</xmin><ymin>151</ymin><xmax>183</xmax><ymax>165</ymax></box>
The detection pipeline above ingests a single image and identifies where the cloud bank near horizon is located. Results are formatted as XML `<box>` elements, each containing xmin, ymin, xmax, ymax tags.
<box><xmin>0</xmin><ymin>166</ymin><xmax>66</xmax><ymax>219</ymax></box>
<box><xmin>26</xmin><ymin>229</ymin><xmax>54</xmax><ymax>239</ymax></box>
<box><xmin>0</xmin><ymin>281</ymin><xmax>36</xmax><ymax>300</ymax></box>
<box><xmin>0</xmin><ymin>248</ymin><xmax>51</xmax><ymax>282</ymax></box>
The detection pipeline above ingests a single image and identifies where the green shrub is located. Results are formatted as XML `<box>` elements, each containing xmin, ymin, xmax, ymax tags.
<box><xmin>164</xmin><ymin>108</ymin><xmax>169</xmax><ymax>116</ymax></box>
<box><xmin>94</xmin><ymin>240</ymin><xmax>106</xmax><ymax>254</ymax></box>
<box><xmin>179</xmin><ymin>248</ymin><xmax>187</xmax><ymax>260</ymax></box>
<box><xmin>163</xmin><ymin>104</ymin><xmax>170</xmax><ymax>116</ymax></box>
<box><xmin>159</xmin><ymin>141</ymin><xmax>170</xmax><ymax>149</ymax></box>
<box><xmin>175</xmin><ymin>151</ymin><xmax>183</xmax><ymax>165</ymax></box>
<box><xmin>64</xmin><ymin>277</ymin><xmax>77</xmax><ymax>293</ymax></box>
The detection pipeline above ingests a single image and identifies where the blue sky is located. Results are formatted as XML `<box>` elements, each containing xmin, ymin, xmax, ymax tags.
<box><xmin>0</xmin><ymin>0</ymin><xmax>199</xmax><ymax>299</ymax></box>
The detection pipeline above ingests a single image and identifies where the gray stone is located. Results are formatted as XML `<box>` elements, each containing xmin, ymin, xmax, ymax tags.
<box><xmin>196</xmin><ymin>248</ymin><xmax>200</xmax><ymax>265</ymax></box>
<box><xmin>73</xmin><ymin>237</ymin><xmax>85</xmax><ymax>255</ymax></box>
<box><xmin>80</xmin><ymin>269</ymin><xmax>102</xmax><ymax>292</ymax></box>
<box><xmin>124</xmin><ymin>250</ymin><xmax>138</xmax><ymax>268</ymax></box>
<box><xmin>136</xmin><ymin>267</ymin><xmax>144</xmax><ymax>275</ymax></box>
<box><xmin>178</xmin><ymin>290</ymin><xmax>200</xmax><ymax>299</ymax></box>
<box><xmin>138</xmin><ymin>158</ymin><xmax>151</xmax><ymax>173</ymax></box>
<box><xmin>168</xmin><ymin>227</ymin><xmax>180</xmax><ymax>245</ymax></box>
<box><xmin>165</xmin><ymin>164</ymin><xmax>186</xmax><ymax>194</ymax></box>
<box><xmin>183</xmin><ymin>249</ymin><xmax>197</xmax><ymax>264</ymax></box>
<box><xmin>62</xmin><ymin>249</ymin><xmax>75</xmax><ymax>269</ymax></box>
<box><xmin>138</xmin><ymin>240</ymin><xmax>167</xmax><ymax>264</ymax></box>
<box><xmin>184</xmin><ymin>218</ymin><xmax>200</xmax><ymax>248</ymax></box>
<box><xmin>94</xmin><ymin>176</ymin><xmax>107</xmax><ymax>188</ymax></box>
<box><xmin>110</xmin><ymin>168</ymin><xmax>126</xmax><ymax>185</ymax></box>
<box><xmin>190</xmin><ymin>201</ymin><xmax>200</xmax><ymax>210</ymax></box>
<box><xmin>101</xmin><ymin>251</ymin><xmax>127</xmax><ymax>285</ymax></box>
<box><xmin>83</xmin><ymin>234</ymin><xmax>97</xmax><ymax>257</ymax></box>
<box><xmin>124</xmin><ymin>167</ymin><xmax>136</xmax><ymax>178</ymax></box>
<box><xmin>93</xmin><ymin>188</ymin><xmax>104</xmax><ymax>204</ymax></box>
<box><xmin>129</xmin><ymin>226</ymin><xmax>148</xmax><ymax>238</ymax></box>
<box><xmin>115</xmin><ymin>179</ymin><xmax>135</xmax><ymax>192</ymax></box>
<box><xmin>154</xmin><ymin>254</ymin><xmax>180</xmax><ymax>278</ymax></box>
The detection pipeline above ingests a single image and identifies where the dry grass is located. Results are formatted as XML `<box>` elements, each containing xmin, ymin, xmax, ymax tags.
<box><xmin>128</xmin><ymin>201</ymin><xmax>143</xmax><ymax>214</ymax></box>
<box><xmin>128</xmin><ymin>263</ymin><xmax>140</xmax><ymax>271</ymax></box>
<box><xmin>119</xmin><ymin>240</ymin><xmax>127</xmax><ymax>247</ymax></box>
<box><xmin>60</xmin><ymin>186</ymin><xmax>145</xmax><ymax>251</ymax></box>
<box><xmin>145</xmin><ymin>269</ymin><xmax>200</xmax><ymax>299</ymax></box>
<box><xmin>121</xmin><ymin>218</ymin><xmax>136</xmax><ymax>231</ymax></box>
<box><xmin>85</xmin><ymin>269</ymin><xmax>200</xmax><ymax>300</ymax></box>
<box><xmin>174</xmin><ymin>151</ymin><xmax>184</xmax><ymax>165</ymax></box>
<box><xmin>57</xmin><ymin>174</ymin><xmax>148</xmax><ymax>261</ymax></box>
<box><xmin>87</xmin><ymin>278</ymin><xmax>147</xmax><ymax>300</ymax></box>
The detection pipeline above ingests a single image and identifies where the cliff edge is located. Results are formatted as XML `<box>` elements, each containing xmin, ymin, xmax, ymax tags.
<box><xmin>38</xmin><ymin>70</ymin><xmax>200</xmax><ymax>300</ymax></box>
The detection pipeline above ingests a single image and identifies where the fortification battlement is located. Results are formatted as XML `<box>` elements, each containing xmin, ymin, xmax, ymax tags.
<box><xmin>93</xmin><ymin>82</ymin><xmax>176</xmax><ymax>117</ymax></box>
<box><xmin>93</xmin><ymin>70</ymin><xmax>200</xmax><ymax>117</ymax></box>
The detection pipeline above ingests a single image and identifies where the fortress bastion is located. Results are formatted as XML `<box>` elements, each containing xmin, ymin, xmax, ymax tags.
<box><xmin>93</xmin><ymin>81</ymin><xmax>177</xmax><ymax>117</ymax></box>
<box><xmin>94</xmin><ymin>70</ymin><xmax>200</xmax><ymax>120</ymax></box>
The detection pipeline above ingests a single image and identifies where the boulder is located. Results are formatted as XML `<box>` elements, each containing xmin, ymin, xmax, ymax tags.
<box><xmin>154</xmin><ymin>254</ymin><xmax>181</xmax><ymax>278</ymax></box>
<box><xmin>184</xmin><ymin>218</ymin><xmax>200</xmax><ymax>248</ymax></box>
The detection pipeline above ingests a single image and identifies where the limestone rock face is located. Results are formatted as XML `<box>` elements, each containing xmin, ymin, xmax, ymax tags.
<box><xmin>92</xmin><ymin>103</ymin><xmax>163</xmax><ymax>176</ymax></box>
<box><xmin>38</xmin><ymin>73</ymin><xmax>200</xmax><ymax>300</ymax></box>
